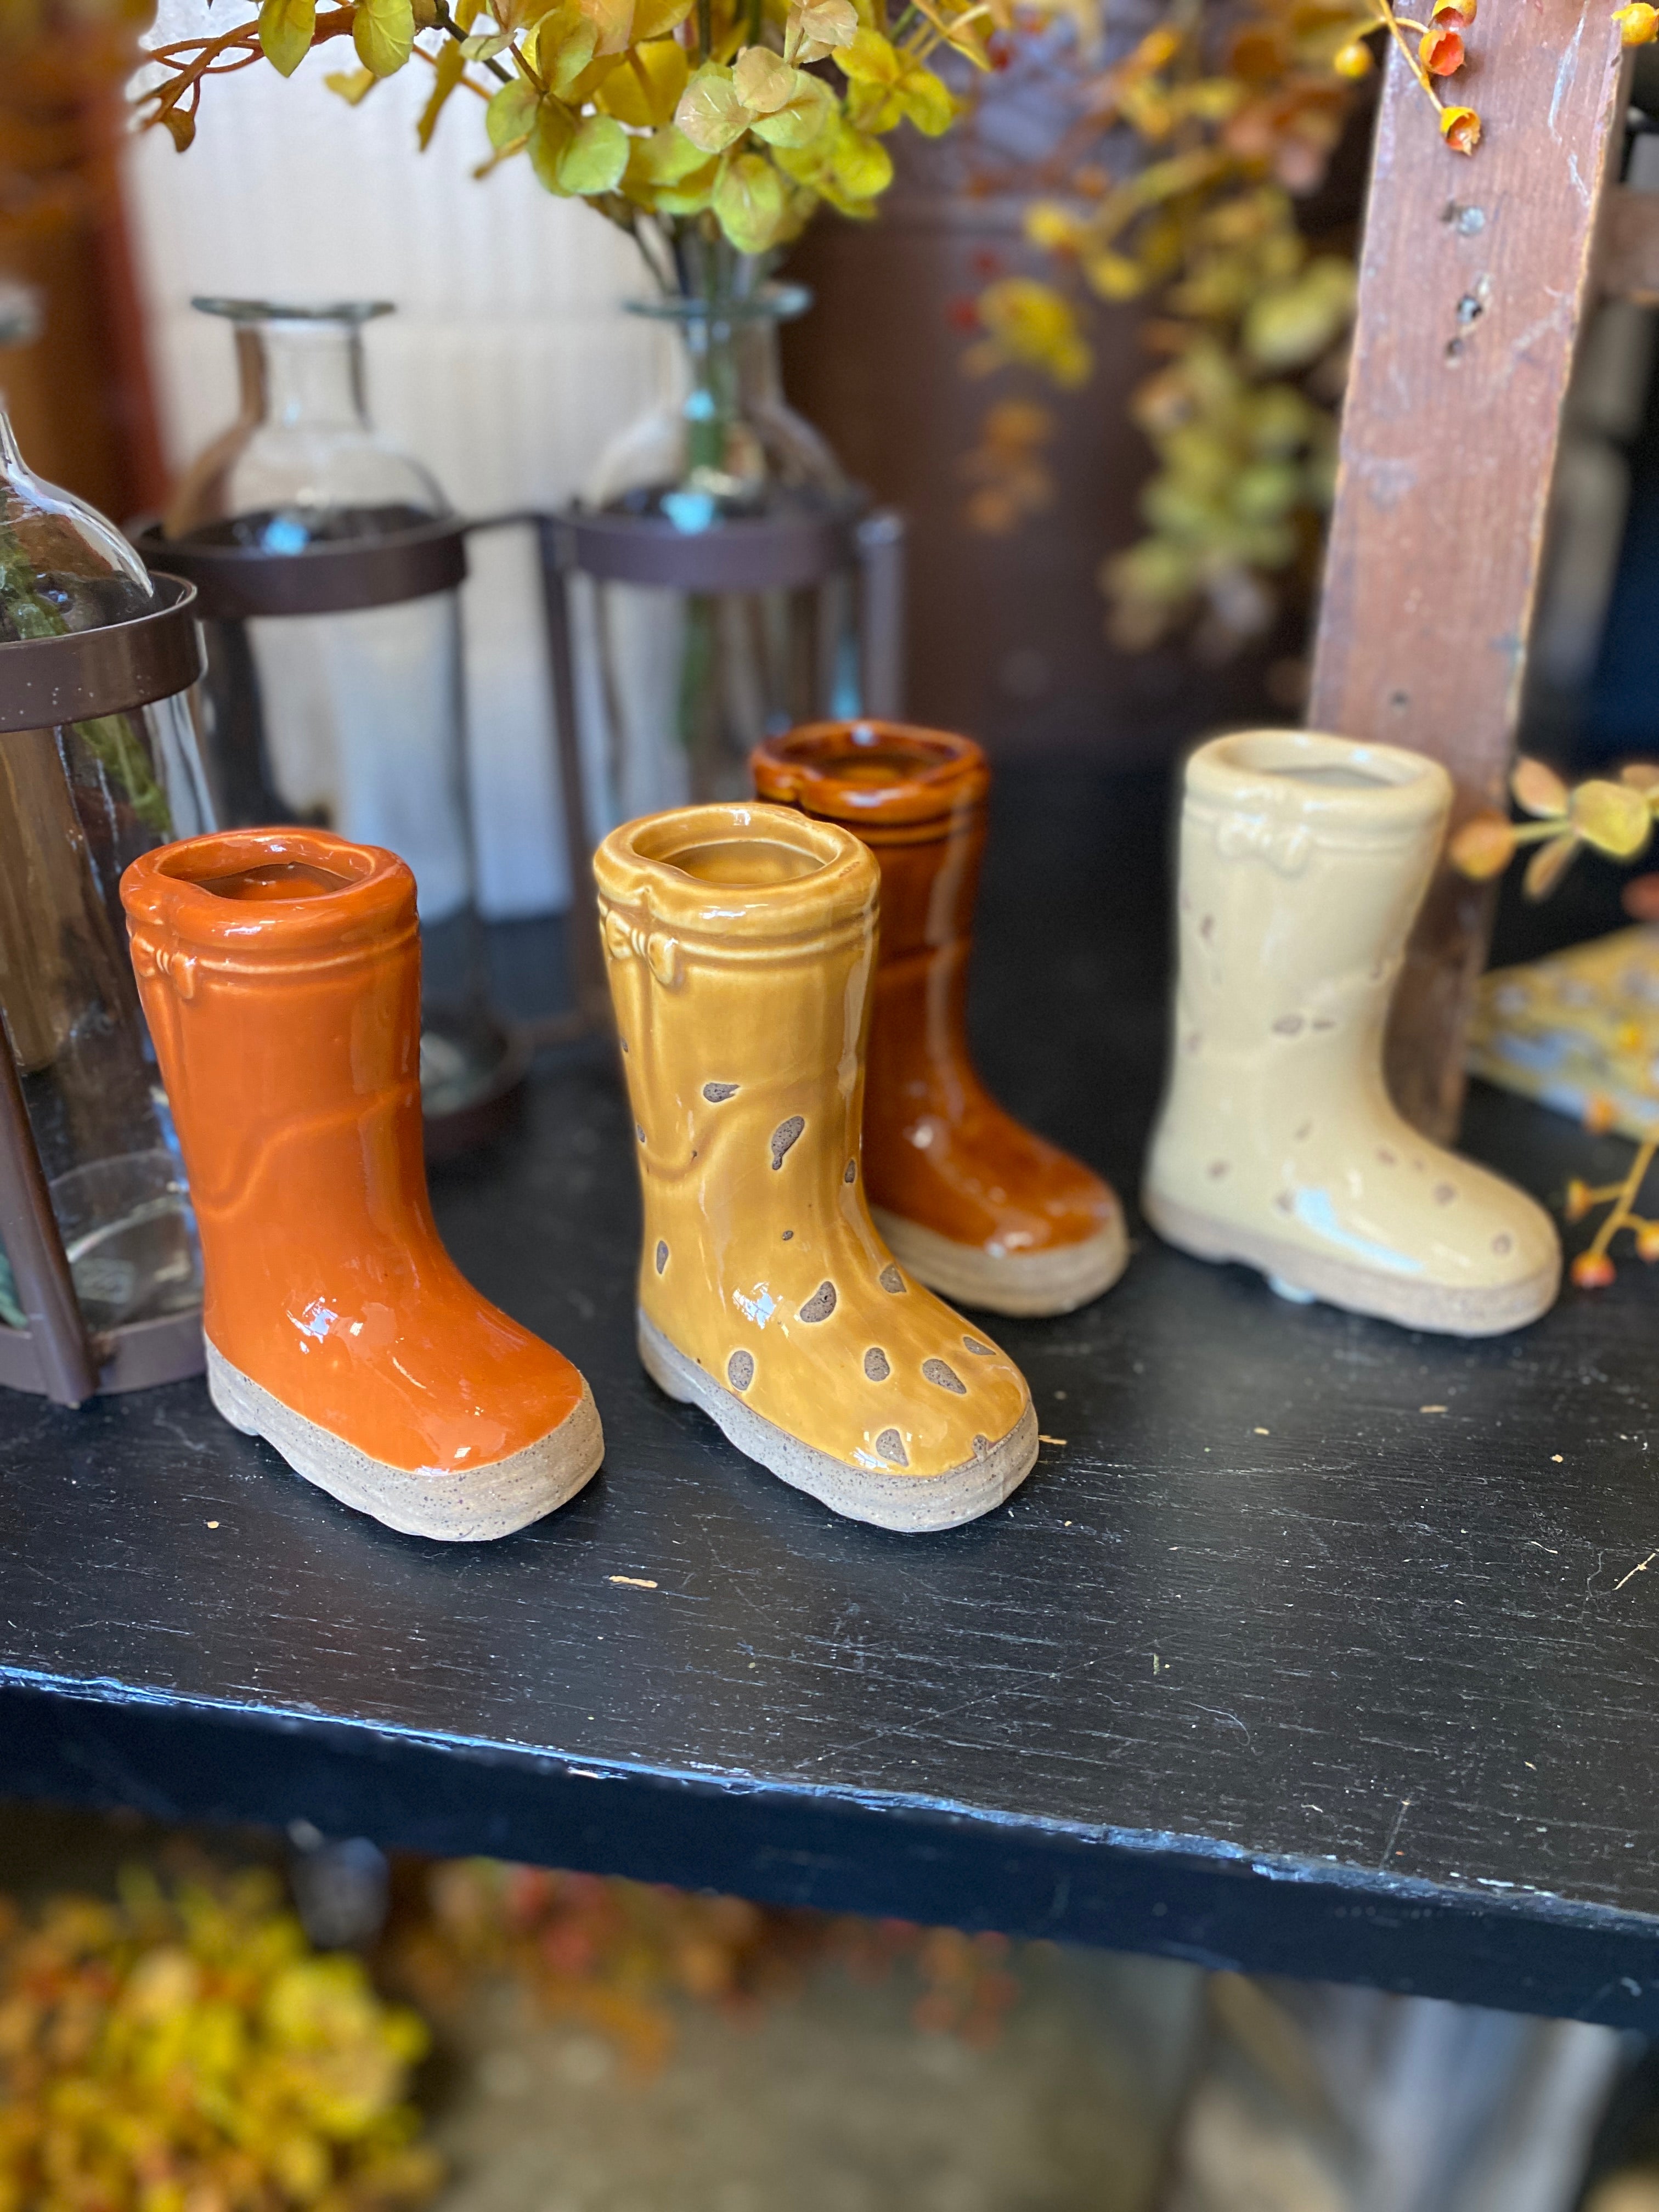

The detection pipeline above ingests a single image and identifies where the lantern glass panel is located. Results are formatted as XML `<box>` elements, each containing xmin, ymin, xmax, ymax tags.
<box><xmin>0</xmin><ymin>410</ymin><xmax>209</xmax><ymax>1333</ymax></box>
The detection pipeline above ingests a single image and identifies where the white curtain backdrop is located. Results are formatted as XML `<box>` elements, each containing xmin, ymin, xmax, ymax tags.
<box><xmin>126</xmin><ymin>8</ymin><xmax>668</xmax><ymax>915</ymax></box>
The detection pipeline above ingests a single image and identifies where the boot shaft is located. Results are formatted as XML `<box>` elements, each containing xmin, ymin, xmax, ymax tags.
<box><xmin>121</xmin><ymin>829</ymin><xmax>423</xmax><ymax>1225</ymax></box>
<box><xmin>751</xmin><ymin>721</ymin><xmax>988</xmax><ymax>1115</ymax></box>
<box><xmin>594</xmin><ymin>805</ymin><xmax>878</xmax><ymax>1255</ymax></box>
<box><xmin>1169</xmin><ymin>730</ymin><xmax>1453</xmax><ymax>1065</ymax></box>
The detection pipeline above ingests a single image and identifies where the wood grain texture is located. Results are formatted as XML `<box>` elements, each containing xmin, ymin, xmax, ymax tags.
<box><xmin>2</xmin><ymin>770</ymin><xmax>1658</xmax><ymax>2025</ymax></box>
<box><xmin>1308</xmin><ymin>23</ymin><xmax>1629</xmax><ymax>1139</ymax></box>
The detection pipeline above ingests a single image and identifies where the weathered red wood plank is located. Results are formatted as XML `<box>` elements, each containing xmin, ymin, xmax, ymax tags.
<box><xmin>1308</xmin><ymin>12</ymin><xmax>1629</xmax><ymax>1137</ymax></box>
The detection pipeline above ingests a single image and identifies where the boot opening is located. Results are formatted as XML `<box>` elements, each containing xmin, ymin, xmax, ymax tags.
<box><xmin>1221</xmin><ymin>731</ymin><xmax>1428</xmax><ymax>791</ymax></box>
<box><xmin>199</xmin><ymin>862</ymin><xmax>357</xmax><ymax>902</ymax></box>
<box><xmin>770</xmin><ymin>726</ymin><xmax>966</xmax><ymax>786</ymax></box>
<box><xmin>659</xmin><ymin>838</ymin><xmax>823</xmax><ymax>887</ymax></box>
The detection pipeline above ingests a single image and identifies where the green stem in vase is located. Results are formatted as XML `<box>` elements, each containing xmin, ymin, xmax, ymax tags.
<box><xmin>0</xmin><ymin>515</ymin><xmax>172</xmax><ymax>837</ymax></box>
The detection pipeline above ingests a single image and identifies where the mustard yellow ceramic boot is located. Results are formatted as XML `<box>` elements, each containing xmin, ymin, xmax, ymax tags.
<box><xmin>594</xmin><ymin>802</ymin><xmax>1039</xmax><ymax>1532</ymax></box>
<box><xmin>1143</xmin><ymin>731</ymin><xmax>1560</xmax><ymax>1336</ymax></box>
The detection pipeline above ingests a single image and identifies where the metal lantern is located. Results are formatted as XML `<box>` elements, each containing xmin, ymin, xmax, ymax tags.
<box><xmin>0</xmin><ymin>573</ymin><xmax>209</xmax><ymax>1405</ymax></box>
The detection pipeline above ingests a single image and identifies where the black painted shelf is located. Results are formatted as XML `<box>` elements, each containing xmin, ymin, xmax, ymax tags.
<box><xmin>4</xmin><ymin>769</ymin><xmax>1658</xmax><ymax>2028</ymax></box>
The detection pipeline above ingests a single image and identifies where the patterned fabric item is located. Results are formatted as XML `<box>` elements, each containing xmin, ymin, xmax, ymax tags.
<box><xmin>1467</xmin><ymin>926</ymin><xmax>1659</xmax><ymax>1142</ymax></box>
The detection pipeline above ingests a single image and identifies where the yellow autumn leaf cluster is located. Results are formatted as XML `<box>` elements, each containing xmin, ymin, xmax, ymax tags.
<box><xmin>0</xmin><ymin>1866</ymin><xmax>439</xmax><ymax>2212</ymax></box>
<box><xmin>143</xmin><ymin>0</ymin><xmax>989</xmax><ymax>262</ymax></box>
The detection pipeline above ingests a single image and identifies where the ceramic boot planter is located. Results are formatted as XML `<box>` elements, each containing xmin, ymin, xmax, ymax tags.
<box><xmin>1142</xmin><ymin>730</ymin><xmax>1560</xmax><ymax>1336</ymax></box>
<box><xmin>593</xmin><ymin>800</ymin><xmax>1039</xmax><ymax>1532</ymax></box>
<box><xmin>121</xmin><ymin>828</ymin><xmax>603</xmax><ymax>1539</ymax></box>
<box><xmin>752</xmin><ymin>721</ymin><xmax>1127</xmax><ymax>1318</ymax></box>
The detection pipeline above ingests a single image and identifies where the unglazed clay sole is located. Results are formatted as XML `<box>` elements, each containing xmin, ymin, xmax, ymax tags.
<box><xmin>206</xmin><ymin>1338</ymin><xmax>603</xmax><ymax>1541</ymax></box>
<box><xmin>1142</xmin><ymin>1186</ymin><xmax>1560</xmax><ymax>1339</ymax></box>
<box><xmin>637</xmin><ymin>1308</ymin><xmax>1037</xmax><ymax>1532</ymax></box>
<box><xmin>870</xmin><ymin>1205</ymin><xmax>1128</xmax><ymax>1318</ymax></box>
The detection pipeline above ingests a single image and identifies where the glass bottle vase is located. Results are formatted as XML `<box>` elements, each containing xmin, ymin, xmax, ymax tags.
<box><xmin>582</xmin><ymin>260</ymin><xmax>861</xmax><ymax>821</ymax></box>
<box><xmin>164</xmin><ymin>300</ymin><xmax>498</xmax><ymax>1124</ymax></box>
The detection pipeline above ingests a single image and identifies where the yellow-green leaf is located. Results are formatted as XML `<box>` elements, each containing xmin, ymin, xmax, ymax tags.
<box><xmin>1523</xmin><ymin>833</ymin><xmax>1579</xmax><ymax>900</ymax></box>
<box><xmin>417</xmin><ymin>39</ymin><xmax>465</xmax><ymax>146</ymax></box>
<box><xmin>1448</xmin><ymin>814</ymin><xmax>1517</xmax><ymax>882</ymax></box>
<box><xmin>532</xmin><ymin>1</ymin><xmax>599</xmax><ymax>88</ymax></box>
<box><xmin>733</xmin><ymin>44</ymin><xmax>794</xmax><ymax>112</ymax></box>
<box><xmin>675</xmin><ymin>62</ymin><xmax>751</xmax><ymax>151</ymax></box>
<box><xmin>826</xmin><ymin>116</ymin><xmax>890</xmax><ymax>198</ymax></box>
<box><xmin>785</xmin><ymin>0</ymin><xmax>857</xmax><ymax>63</ymax></box>
<box><xmin>748</xmin><ymin>67</ymin><xmax>831</xmax><ymax>146</ymax></box>
<box><xmin>577</xmin><ymin>0</ymin><xmax>633</xmax><ymax>53</ymax></box>
<box><xmin>621</xmin><ymin>126</ymin><xmax>719</xmax><ymax>211</ymax></box>
<box><xmin>632</xmin><ymin>0</ymin><xmax>693</xmax><ymax>32</ymax></box>
<box><xmin>460</xmin><ymin>27</ymin><xmax>511</xmax><ymax>54</ymax></box>
<box><xmin>837</xmin><ymin>23</ymin><xmax>900</xmax><ymax>80</ymax></box>
<box><xmin>630</xmin><ymin>122</ymin><xmax>714</xmax><ymax>184</ymax></box>
<box><xmin>323</xmin><ymin>64</ymin><xmax>379</xmax><ymax>100</ymax></box>
<box><xmin>258</xmin><ymin>0</ymin><xmax>315</xmax><ymax>76</ymax></box>
<box><xmin>714</xmin><ymin>150</ymin><xmax>788</xmax><ymax>251</ymax></box>
<box><xmin>1511</xmin><ymin>757</ymin><xmax>1568</xmax><ymax>819</ymax></box>
<box><xmin>558</xmin><ymin>110</ymin><xmax>629</xmax><ymax>191</ymax></box>
<box><xmin>353</xmin><ymin>0</ymin><xmax>415</xmax><ymax>74</ymax></box>
<box><xmin>1571</xmin><ymin>777</ymin><xmax>1654</xmax><ymax>860</ymax></box>
<box><xmin>895</xmin><ymin>60</ymin><xmax>954</xmax><ymax>135</ymax></box>
<box><xmin>529</xmin><ymin>95</ymin><xmax>577</xmax><ymax>189</ymax></box>
<box><xmin>598</xmin><ymin>37</ymin><xmax>689</xmax><ymax>126</ymax></box>
<box><xmin>487</xmin><ymin>76</ymin><xmax>537</xmax><ymax>147</ymax></box>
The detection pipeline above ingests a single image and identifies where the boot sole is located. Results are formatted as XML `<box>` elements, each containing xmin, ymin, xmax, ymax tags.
<box><xmin>870</xmin><ymin>1205</ymin><xmax>1128</xmax><ymax>1318</ymax></box>
<box><xmin>206</xmin><ymin>1338</ymin><xmax>603</xmax><ymax>1541</ymax></box>
<box><xmin>1142</xmin><ymin>1186</ymin><xmax>1560</xmax><ymax>1338</ymax></box>
<box><xmin>637</xmin><ymin>1309</ymin><xmax>1037</xmax><ymax>1532</ymax></box>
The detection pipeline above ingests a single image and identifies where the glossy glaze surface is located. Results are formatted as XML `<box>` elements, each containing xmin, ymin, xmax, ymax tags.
<box><xmin>1143</xmin><ymin>731</ymin><xmax>1560</xmax><ymax>1329</ymax></box>
<box><xmin>121</xmin><ymin>828</ymin><xmax>588</xmax><ymax>1474</ymax></box>
<box><xmin>592</xmin><ymin>800</ymin><xmax>1033</xmax><ymax>1486</ymax></box>
<box><xmin>752</xmin><ymin>720</ymin><xmax>1122</xmax><ymax>1270</ymax></box>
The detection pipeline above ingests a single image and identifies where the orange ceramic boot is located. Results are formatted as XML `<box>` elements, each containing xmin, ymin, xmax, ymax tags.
<box><xmin>594</xmin><ymin>801</ymin><xmax>1038</xmax><ymax>1532</ymax></box>
<box><xmin>752</xmin><ymin>720</ymin><xmax>1127</xmax><ymax>1317</ymax></box>
<box><xmin>121</xmin><ymin>828</ymin><xmax>602</xmax><ymax>1541</ymax></box>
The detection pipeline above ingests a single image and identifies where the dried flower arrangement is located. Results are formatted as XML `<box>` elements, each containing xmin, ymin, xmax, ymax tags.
<box><xmin>0</xmin><ymin>1850</ymin><xmax>1025</xmax><ymax>2208</ymax></box>
<box><xmin>1453</xmin><ymin>755</ymin><xmax>1659</xmax><ymax>1291</ymax></box>
<box><xmin>133</xmin><ymin>0</ymin><xmax>1019</xmax><ymax>276</ymax></box>
<box><xmin>382</xmin><ymin>1857</ymin><xmax>1023</xmax><ymax>2069</ymax></box>
<box><xmin>0</xmin><ymin>1866</ymin><xmax>438</xmax><ymax>2212</ymax></box>
<box><xmin>961</xmin><ymin>0</ymin><xmax>1654</xmax><ymax>654</ymax></box>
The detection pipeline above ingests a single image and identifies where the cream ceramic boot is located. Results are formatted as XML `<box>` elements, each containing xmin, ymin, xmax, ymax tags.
<box><xmin>593</xmin><ymin>802</ymin><xmax>1039</xmax><ymax>1532</ymax></box>
<box><xmin>1143</xmin><ymin>731</ymin><xmax>1560</xmax><ymax>1336</ymax></box>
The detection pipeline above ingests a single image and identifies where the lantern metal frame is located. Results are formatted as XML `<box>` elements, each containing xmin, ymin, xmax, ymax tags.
<box><xmin>0</xmin><ymin>574</ymin><xmax>208</xmax><ymax>1406</ymax></box>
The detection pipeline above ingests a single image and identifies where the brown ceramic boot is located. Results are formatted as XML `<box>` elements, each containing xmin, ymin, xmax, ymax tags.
<box><xmin>121</xmin><ymin>828</ymin><xmax>603</xmax><ymax>1540</ymax></box>
<box><xmin>752</xmin><ymin>720</ymin><xmax>1127</xmax><ymax>1317</ymax></box>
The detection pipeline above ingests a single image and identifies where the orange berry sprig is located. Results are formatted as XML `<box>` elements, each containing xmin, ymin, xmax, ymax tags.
<box><xmin>1565</xmin><ymin>1136</ymin><xmax>1659</xmax><ymax>1289</ymax></box>
<box><xmin>1333</xmin><ymin>0</ymin><xmax>1481</xmax><ymax>153</ymax></box>
<box><xmin>1451</xmin><ymin>757</ymin><xmax>1659</xmax><ymax>899</ymax></box>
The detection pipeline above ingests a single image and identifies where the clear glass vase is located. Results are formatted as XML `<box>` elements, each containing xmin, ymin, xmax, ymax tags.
<box><xmin>0</xmin><ymin>408</ymin><xmax>211</xmax><ymax>1334</ymax></box>
<box><xmin>583</xmin><ymin>254</ymin><xmax>859</xmax><ymax>817</ymax></box>
<box><xmin>163</xmin><ymin>300</ymin><xmax>496</xmax><ymax>1123</ymax></box>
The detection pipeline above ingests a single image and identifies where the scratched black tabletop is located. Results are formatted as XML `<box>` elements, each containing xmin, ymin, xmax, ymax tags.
<box><xmin>4</xmin><ymin>766</ymin><xmax>1658</xmax><ymax>2026</ymax></box>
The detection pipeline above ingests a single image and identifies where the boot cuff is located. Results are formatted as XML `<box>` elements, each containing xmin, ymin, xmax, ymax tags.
<box><xmin>121</xmin><ymin>830</ymin><xmax>416</xmax><ymax>962</ymax></box>
<box><xmin>1186</xmin><ymin>730</ymin><xmax>1452</xmax><ymax>848</ymax></box>
<box><xmin>595</xmin><ymin>803</ymin><xmax>876</xmax><ymax>959</ymax></box>
<box><xmin>752</xmin><ymin>719</ymin><xmax>989</xmax><ymax>833</ymax></box>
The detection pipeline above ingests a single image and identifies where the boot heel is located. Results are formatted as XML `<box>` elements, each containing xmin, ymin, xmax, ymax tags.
<box><xmin>637</xmin><ymin>1317</ymin><xmax>696</xmax><ymax>1406</ymax></box>
<box><xmin>205</xmin><ymin>1350</ymin><xmax>262</xmax><ymax>1438</ymax></box>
